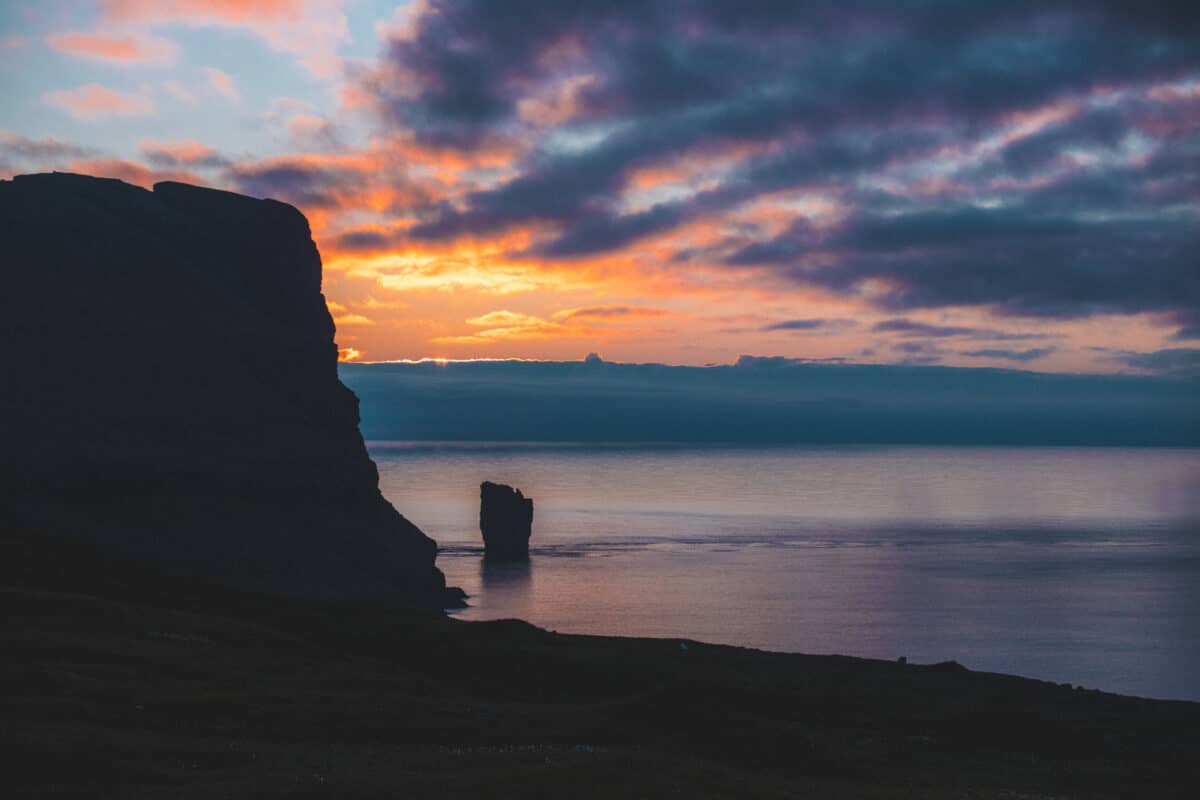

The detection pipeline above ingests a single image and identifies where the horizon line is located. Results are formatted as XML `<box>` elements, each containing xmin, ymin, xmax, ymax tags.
<box><xmin>339</xmin><ymin>354</ymin><xmax>1183</xmax><ymax>379</ymax></box>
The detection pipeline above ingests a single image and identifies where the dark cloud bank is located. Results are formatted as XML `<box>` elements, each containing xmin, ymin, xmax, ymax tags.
<box><xmin>358</xmin><ymin>0</ymin><xmax>1200</xmax><ymax>338</ymax></box>
<box><xmin>340</xmin><ymin>359</ymin><xmax>1198</xmax><ymax>446</ymax></box>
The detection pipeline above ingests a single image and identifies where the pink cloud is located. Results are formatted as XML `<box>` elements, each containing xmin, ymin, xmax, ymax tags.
<box><xmin>43</xmin><ymin>84</ymin><xmax>154</xmax><ymax>121</ymax></box>
<box><xmin>46</xmin><ymin>31</ymin><xmax>176</xmax><ymax>64</ymax></box>
<box><xmin>98</xmin><ymin>0</ymin><xmax>348</xmax><ymax>77</ymax></box>
<box><xmin>205</xmin><ymin>67</ymin><xmax>239</xmax><ymax>100</ymax></box>
<box><xmin>100</xmin><ymin>0</ymin><xmax>303</xmax><ymax>23</ymax></box>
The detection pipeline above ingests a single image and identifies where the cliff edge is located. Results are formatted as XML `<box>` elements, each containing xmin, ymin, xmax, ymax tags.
<box><xmin>0</xmin><ymin>172</ymin><xmax>457</xmax><ymax>607</ymax></box>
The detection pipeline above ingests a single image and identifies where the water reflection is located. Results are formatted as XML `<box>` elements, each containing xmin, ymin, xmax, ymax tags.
<box><xmin>479</xmin><ymin>557</ymin><xmax>533</xmax><ymax>616</ymax></box>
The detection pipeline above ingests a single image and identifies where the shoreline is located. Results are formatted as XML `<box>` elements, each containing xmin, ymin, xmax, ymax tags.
<box><xmin>4</xmin><ymin>529</ymin><xmax>1197</xmax><ymax>797</ymax></box>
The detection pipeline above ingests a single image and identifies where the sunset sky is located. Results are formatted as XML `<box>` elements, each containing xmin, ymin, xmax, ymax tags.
<box><xmin>1</xmin><ymin>1</ymin><xmax>1197</xmax><ymax>372</ymax></box>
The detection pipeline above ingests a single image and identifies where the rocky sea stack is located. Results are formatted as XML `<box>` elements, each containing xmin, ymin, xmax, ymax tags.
<box><xmin>0</xmin><ymin>172</ymin><xmax>459</xmax><ymax>608</ymax></box>
<box><xmin>480</xmin><ymin>481</ymin><xmax>534</xmax><ymax>560</ymax></box>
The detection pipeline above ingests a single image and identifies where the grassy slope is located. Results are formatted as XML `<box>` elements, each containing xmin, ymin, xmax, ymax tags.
<box><xmin>3</xmin><ymin>531</ymin><xmax>1198</xmax><ymax>798</ymax></box>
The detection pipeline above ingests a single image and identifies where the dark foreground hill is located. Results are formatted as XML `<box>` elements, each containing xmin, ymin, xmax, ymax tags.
<box><xmin>0</xmin><ymin>172</ymin><xmax>453</xmax><ymax>607</ymax></box>
<box><xmin>3</xmin><ymin>530</ymin><xmax>1198</xmax><ymax>798</ymax></box>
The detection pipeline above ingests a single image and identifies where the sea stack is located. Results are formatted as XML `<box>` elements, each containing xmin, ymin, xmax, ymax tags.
<box><xmin>1</xmin><ymin>172</ymin><xmax>460</xmax><ymax>608</ymax></box>
<box><xmin>480</xmin><ymin>482</ymin><xmax>534</xmax><ymax>560</ymax></box>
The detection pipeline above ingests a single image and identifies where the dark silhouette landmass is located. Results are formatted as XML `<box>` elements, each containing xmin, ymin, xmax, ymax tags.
<box><xmin>2</xmin><ymin>173</ymin><xmax>1196</xmax><ymax>797</ymax></box>
<box><xmin>2</xmin><ymin>529</ymin><xmax>1198</xmax><ymax>797</ymax></box>
<box><xmin>0</xmin><ymin>172</ymin><xmax>458</xmax><ymax>608</ymax></box>
<box><xmin>480</xmin><ymin>481</ymin><xmax>534</xmax><ymax>560</ymax></box>
<box><xmin>342</xmin><ymin>357</ymin><xmax>1198</xmax><ymax>446</ymax></box>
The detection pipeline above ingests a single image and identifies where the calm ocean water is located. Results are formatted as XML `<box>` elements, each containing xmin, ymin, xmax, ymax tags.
<box><xmin>371</xmin><ymin>444</ymin><xmax>1200</xmax><ymax>701</ymax></box>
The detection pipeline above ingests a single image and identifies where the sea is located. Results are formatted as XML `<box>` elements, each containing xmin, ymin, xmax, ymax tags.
<box><xmin>370</xmin><ymin>444</ymin><xmax>1200</xmax><ymax>701</ymax></box>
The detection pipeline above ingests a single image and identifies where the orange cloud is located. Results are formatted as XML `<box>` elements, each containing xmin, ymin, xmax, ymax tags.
<box><xmin>288</xmin><ymin>114</ymin><xmax>332</xmax><ymax>135</ymax></box>
<box><xmin>433</xmin><ymin>310</ymin><xmax>582</xmax><ymax>345</ymax></box>
<box><xmin>46</xmin><ymin>31</ymin><xmax>176</xmax><ymax>64</ymax></box>
<box><xmin>382</xmin><ymin>135</ymin><xmax>520</xmax><ymax>184</ymax></box>
<box><xmin>364</xmin><ymin>256</ymin><xmax>564</xmax><ymax>295</ymax></box>
<box><xmin>337</xmin><ymin>346</ymin><xmax>362</xmax><ymax>362</ymax></box>
<box><xmin>334</xmin><ymin>313</ymin><xmax>376</xmax><ymax>327</ymax></box>
<box><xmin>44</xmin><ymin>84</ymin><xmax>154</xmax><ymax>120</ymax></box>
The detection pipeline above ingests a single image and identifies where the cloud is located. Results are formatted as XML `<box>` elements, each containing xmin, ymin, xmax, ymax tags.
<box><xmin>725</xmin><ymin>200</ymin><xmax>1198</xmax><ymax>320</ymax></box>
<box><xmin>226</xmin><ymin>156</ymin><xmax>367</xmax><ymax>208</ymax></box>
<box><xmin>43</xmin><ymin>84</ymin><xmax>154</xmax><ymax>120</ymax></box>
<box><xmin>100</xmin><ymin>0</ymin><xmax>302</xmax><ymax>22</ymax></box>
<box><xmin>223</xmin><ymin>146</ymin><xmax>437</xmax><ymax>218</ymax></box>
<box><xmin>466</xmin><ymin>310</ymin><xmax>545</xmax><ymax>328</ymax></box>
<box><xmin>337</xmin><ymin>346</ymin><xmax>362</xmax><ymax>362</ymax></box>
<box><xmin>871</xmin><ymin>319</ymin><xmax>1052</xmax><ymax>341</ymax></box>
<box><xmin>733</xmin><ymin>355</ymin><xmax>847</xmax><ymax>368</ymax></box>
<box><xmin>1169</xmin><ymin>309</ymin><xmax>1200</xmax><ymax>341</ymax></box>
<box><xmin>872</xmin><ymin>319</ymin><xmax>981</xmax><ymax>338</ymax></box>
<box><xmin>433</xmin><ymin>309</ymin><xmax>583</xmax><ymax>344</ymax></box>
<box><xmin>205</xmin><ymin>67</ymin><xmax>238</xmax><ymax>101</ymax></box>
<box><xmin>46</xmin><ymin>31</ymin><xmax>176</xmax><ymax>64</ymax></box>
<box><xmin>1</xmin><ymin>132</ymin><xmax>95</xmax><ymax>164</ymax></box>
<box><xmin>334</xmin><ymin>313</ymin><xmax>375</xmax><ymax>327</ymax></box>
<box><xmin>286</xmin><ymin>114</ymin><xmax>341</xmax><ymax>151</ymax></box>
<box><xmin>99</xmin><ymin>0</ymin><xmax>350</xmax><ymax>77</ymax></box>
<box><xmin>1116</xmin><ymin>348</ymin><xmax>1200</xmax><ymax>377</ymax></box>
<box><xmin>552</xmin><ymin>304</ymin><xmax>671</xmax><ymax>323</ymax></box>
<box><xmin>960</xmin><ymin>347</ymin><xmax>1056</xmax><ymax>362</ymax></box>
<box><xmin>140</xmin><ymin>139</ymin><xmax>229</xmax><ymax>168</ymax></box>
<box><xmin>891</xmin><ymin>340</ymin><xmax>946</xmax><ymax>365</ymax></box>
<box><xmin>762</xmin><ymin>318</ymin><xmax>856</xmax><ymax>332</ymax></box>
<box><xmin>348</xmin><ymin>0</ymin><xmax>1199</xmax><ymax>339</ymax></box>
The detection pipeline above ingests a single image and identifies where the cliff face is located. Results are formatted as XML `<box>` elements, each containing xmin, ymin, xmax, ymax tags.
<box><xmin>1</xmin><ymin>172</ymin><xmax>454</xmax><ymax>607</ymax></box>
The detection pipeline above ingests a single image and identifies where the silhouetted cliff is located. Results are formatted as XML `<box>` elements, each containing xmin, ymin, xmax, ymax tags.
<box><xmin>0</xmin><ymin>172</ymin><xmax>457</xmax><ymax>607</ymax></box>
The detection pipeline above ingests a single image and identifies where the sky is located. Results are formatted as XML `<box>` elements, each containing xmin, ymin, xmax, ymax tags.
<box><xmin>1</xmin><ymin>1</ymin><xmax>1197</xmax><ymax>374</ymax></box>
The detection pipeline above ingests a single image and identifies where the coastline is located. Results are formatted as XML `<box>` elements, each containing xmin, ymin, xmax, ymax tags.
<box><xmin>4</xmin><ymin>529</ymin><xmax>1197</xmax><ymax>798</ymax></box>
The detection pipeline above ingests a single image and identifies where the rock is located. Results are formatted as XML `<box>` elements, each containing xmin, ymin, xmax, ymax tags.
<box><xmin>0</xmin><ymin>172</ymin><xmax>459</xmax><ymax>608</ymax></box>
<box><xmin>480</xmin><ymin>481</ymin><xmax>533</xmax><ymax>560</ymax></box>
